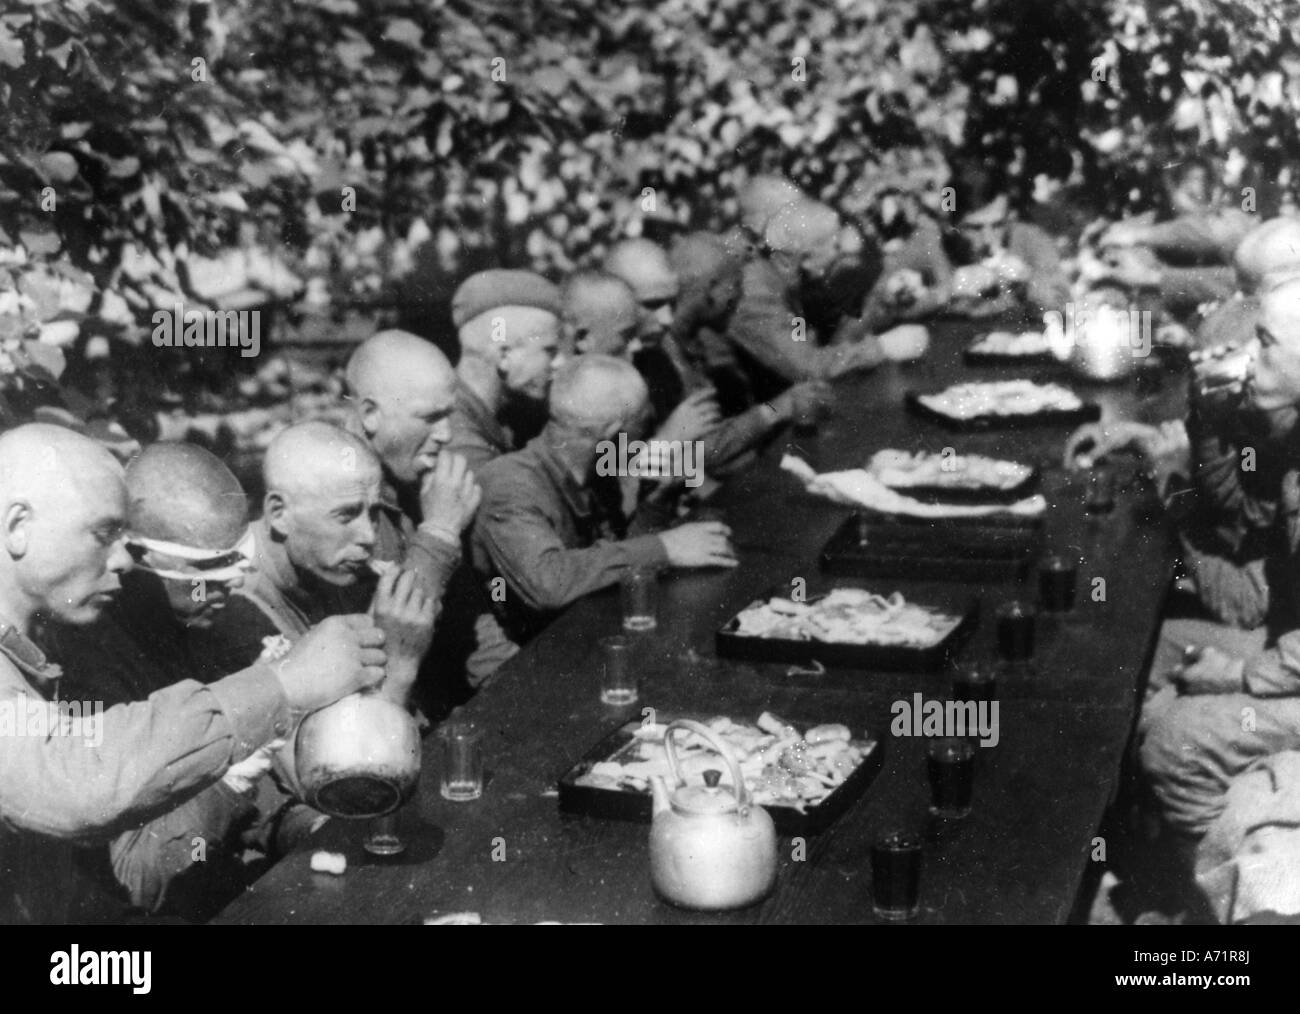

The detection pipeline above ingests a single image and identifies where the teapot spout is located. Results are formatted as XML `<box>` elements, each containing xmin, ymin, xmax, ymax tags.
<box><xmin>649</xmin><ymin>775</ymin><xmax>671</xmax><ymax>817</ymax></box>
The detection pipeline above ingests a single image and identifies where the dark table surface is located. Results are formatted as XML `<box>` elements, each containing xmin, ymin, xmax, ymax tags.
<box><xmin>216</xmin><ymin>317</ymin><xmax>1183</xmax><ymax>925</ymax></box>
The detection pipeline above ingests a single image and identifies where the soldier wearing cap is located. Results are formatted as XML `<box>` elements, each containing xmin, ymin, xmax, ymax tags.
<box><xmin>447</xmin><ymin>269</ymin><xmax>565</xmax><ymax>474</ymax></box>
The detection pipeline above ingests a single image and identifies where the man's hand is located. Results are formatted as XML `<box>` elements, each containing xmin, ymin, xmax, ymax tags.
<box><xmin>369</xmin><ymin>566</ymin><xmax>436</xmax><ymax>705</ymax></box>
<box><xmin>658</xmin><ymin>521</ymin><xmax>739</xmax><ymax>569</ymax></box>
<box><xmin>826</xmin><ymin>338</ymin><xmax>884</xmax><ymax>378</ymax></box>
<box><xmin>1064</xmin><ymin>420</ymin><xmax>1163</xmax><ymax>469</ymax></box>
<box><xmin>1096</xmin><ymin>246</ymin><xmax>1162</xmax><ymax>288</ymax></box>
<box><xmin>654</xmin><ymin>389</ymin><xmax>721</xmax><ymax>444</ymax></box>
<box><xmin>1174</xmin><ymin>645</ymin><xmax>1245</xmax><ymax>696</ymax></box>
<box><xmin>771</xmin><ymin>380</ymin><xmax>833</xmax><ymax>425</ymax></box>
<box><xmin>1098</xmin><ymin>220</ymin><xmax>1149</xmax><ymax>249</ymax></box>
<box><xmin>419</xmin><ymin>452</ymin><xmax>481</xmax><ymax>542</ymax></box>
<box><xmin>275</xmin><ymin>615</ymin><xmax>387</xmax><ymax>712</ymax></box>
<box><xmin>949</xmin><ymin>264</ymin><xmax>1000</xmax><ymax>301</ymax></box>
<box><xmin>221</xmin><ymin>739</ymin><xmax>285</xmax><ymax>795</ymax></box>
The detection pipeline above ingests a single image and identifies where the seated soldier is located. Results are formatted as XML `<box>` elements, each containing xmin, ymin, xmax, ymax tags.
<box><xmin>344</xmin><ymin>329</ymin><xmax>481</xmax><ymax>601</ymax></box>
<box><xmin>726</xmin><ymin>197</ymin><xmax>892</xmax><ymax>401</ymax></box>
<box><xmin>197</xmin><ymin>423</ymin><xmax>435</xmax><ymax>815</ymax></box>
<box><xmin>849</xmin><ymin>175</ymin><xmax>955</xmax><ymax>331</ymax></box>
<box><xmin>470</xmin><ymin>355</ymin><xmax>738</xmax><ymax>654</ymax></box>
<box><xmin>0</xmin><ymin>424</ymin><xmax>385</xmax><ymax>923</ymax></box>
<box><xmin>48</xmin><ymin>441</ymin><xmax>265</xmax><ymax>920</ymax></box>
<box><xmin>1094</xmin><ymin>157</ymin><xmax>1255</xmax><ymax>319</ymax></box>
<box><xmin>1139</xmin><ymin>276</ymin><xmax>1300</xmax><ymax>838</ymax></box>
<box><xmin>446</xmin><ymin>269</ymin><xmax>565</xmax><ymax>472</ymax></box>
<box><xmin>587</xmin><ymin>246</ymin><xmax>832</xmax><ymax>476</ymax></box>
<box><xmin>945</xmin><ymin>167</ymin><xmax>1071</xmax><ymax>319</ymax></box>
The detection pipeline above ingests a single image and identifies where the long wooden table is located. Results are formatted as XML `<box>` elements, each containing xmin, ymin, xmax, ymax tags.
<box><xmin>216</xmin><ymin>318</ymin><xmax>1181</xmax><ymax>925</ymax></box>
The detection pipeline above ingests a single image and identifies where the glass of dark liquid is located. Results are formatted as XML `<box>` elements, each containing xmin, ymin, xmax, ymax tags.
<box><xmin>952</xmin><ymin>659</ymin><xmax>997</xmax><ymax>703</ymax></box>
<box><xmin>927</xmin><ymin>737</ymin><xmax>976</xmax><ymax>818</ymax></box>
<box><xmin>1038</xmin><ymin>555</ymin><xmax>1078</xmax><ymax>613</ymax></box>
<box><xmin>1085</xmin><ymin>466</ymin><xmax>1116</xmax><ymax>514</ymax></box>
<box><xmin>995</xmin><ymin>600</ymin><xmax>1036</xmax><ymax>665</ymax></box>
<box><xmin>871</xmin><ymin>829</ymin><xmax>923</xmax><ymax>920</ymax></box>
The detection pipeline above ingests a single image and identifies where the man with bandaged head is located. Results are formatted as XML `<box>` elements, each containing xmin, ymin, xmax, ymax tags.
<box><xmin>0</xmin><ymin>425</ymin><xmax>387</xmax><ymax>923</ymax></box>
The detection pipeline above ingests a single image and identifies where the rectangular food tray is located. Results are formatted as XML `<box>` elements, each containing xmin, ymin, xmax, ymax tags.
<box><xmin>962</xmin><ymin>347</ymin><xmax>1064</xmax><ymax>368</ymax></box>
<box><xmin>820</xmin><ymin>513</ymin><xmax>1043</xmax><ymax>582</ymax></box>
<box><xmin>714</xmin><ymin>582</ymin><xmax>979</xmax><ymax>671</ymax></box>
<box><xmin>904</xmin><ymin>390</ymin><xmax>1101</xmax><ymax>431</ymax></box>
<box><xmin>557</xmin><ymin>714</ymin><xmax>886</xmax><ymax>835</ymax></box>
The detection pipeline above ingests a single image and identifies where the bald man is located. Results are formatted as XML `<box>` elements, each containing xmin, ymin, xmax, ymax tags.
<box><xmin>1139</xmin><ymin>276</ymin><xmax>1300</xmax><ymax>839</ymax></box>
<box><xmin>201</xmin><ymin>423</ymin><xmax>432</xmax><ymax>702</ymax></box>
<box><xmin>726</xmin><ymin>197</ymin><xmax>889</xmax><ymax>399</ymax></box>
<box><xmin>447</xmin><ymin>269</ymin><xmax>565</xmax><ymax>473</ymax></box>
<box><xmin>470</xmin><ymin>355</ymin><xmax>737</xmax><ymax>662</ymax></box>
<box><xmin>1196</xmin><ymin>217</ymin><xmax>1300</xmax><ymax>350</ymax></box>
<box><xmin>345</xmin><ymin>329</ymin><xmax>480</xmax><ymax>603</ymax></box>
<box><xmin>560</xmin><ymin>271</ymin><xmax>641</xmax><ymax>358</ymax></box>
<box><xmin>49</xmin><ymin>443</ymin><xmax>272</xmax><ymax>919</ymax></box>
<box><xmin>736</xmin><ymin>173</ymin><xmax>804</xmax><ymax>239</ymax></box>
<box><xmin>0</xmin><ymin>425</ymin><xmax>385</xmax><ymax>923</ymax></box>
<box><xmin>599</xmin><ymin>239</ymin><xmax>833</xmax><ymax>477</ymax></box>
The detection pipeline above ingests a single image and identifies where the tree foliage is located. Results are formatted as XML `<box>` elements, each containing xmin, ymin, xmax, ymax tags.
<box><xmin>1</xmin><ymin>0</ymin><xmax>1298</xmax><ymax>388</ymax></box>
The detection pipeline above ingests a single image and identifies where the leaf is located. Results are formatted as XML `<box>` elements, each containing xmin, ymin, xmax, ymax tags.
<box><xmin>18</xmin><ymin>229</ymin><xmax>59</xmax><ymax>257</ymax></box>
<box><xmin>39</xmin><ymin>152</ymin><xmax>78</xmax><ymax>182</ymax></box>
<box><xmin>382</xmin><ymin>18</ymin><xmax>423</xmax><ymax>48</ymax></box>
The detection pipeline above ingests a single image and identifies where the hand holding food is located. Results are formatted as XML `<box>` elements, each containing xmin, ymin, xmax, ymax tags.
<box><xmin>369</xmin><ymin>566</ymin><xmax>436</xmax><ymax>704</ymax></box>
<box><xmin>419</xmin><ymin>451</ymin><xmax>481</xmax><ymax>542</ymax></box>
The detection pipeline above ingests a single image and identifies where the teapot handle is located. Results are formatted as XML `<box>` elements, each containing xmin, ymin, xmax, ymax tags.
<box><xmin>662</xmin><ymin>720</ymin><xmax>749</xmax><ymax>807</ymax></box>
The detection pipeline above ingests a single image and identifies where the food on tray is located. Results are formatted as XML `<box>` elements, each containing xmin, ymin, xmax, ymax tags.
<box><xmin>866</xmin><ymin>449</ymin><xmax>1033</xmax><ymax>493</ymax></box>
<box><xmin>729</xmin><ymin>587</ymin><xmax>962</xmax><ymax>648</ymax></box>
<box><xmin>782</xmin><ymin>454</ymin><xmax>1048</xmax><ymax>518</ymax></box>
<box><xmin>916</xmin><ymin>380</ymin><xmax>1083</xmax><ymax>420</ymax></box>
<box><xmin>573</xmin><ymin>712</ymin><xmax>877</xmax><ymax>811</ymax></box>
<box><xmin>969</xmin><ymin>330</ymin><xmax>1053</xmax><ymax>357</ymax></box>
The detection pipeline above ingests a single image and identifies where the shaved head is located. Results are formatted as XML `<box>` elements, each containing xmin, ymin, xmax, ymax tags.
<box><xmin>765</xmin><ymin>200</ymin><xmax>842</xmax><ymax>255</ymax></box>
<box><xmin>265</xmin><ymin>421</ymin><xmax>380</xmax><ymax>500</ymax></box>
<box><xmin>737</xmin><ymin>174</ymin><xmax>804</xmax><ymax>235</ymax></box>
<box><xmin>1235</xmin><ymin>218</ymin><xmax>1300</xmax><ymax>293</ymax></box>
<box><xmin>604</xmin><ymin>239</ymin><xmax>679</xmax><ymax>346</ymax></box>
<box><xmin>347</xmin><ymin>329</ymin><xmax>457</xmax><ymax>485</ymax></box>
<box><xmin>561</xmin><ymin>271</ymin><xmax>640</xmax><ymax>357</ymax></box>
<box><xmin>549</xmin><ymin>354</ymin><xmax>649</xmax><ymax>436</ymax></box>
<box><xmin>0</xmin><ymin>424</ymin><xmax>131</xmax><ymax>627</ymax></box>
<box><xmin>604</xmin><ymin>239</ymin><xmax>679</xmax><ymax>303</ymax></box>
<box><xmin>347</xmin><ymin>329</ymin><xmax>453</xmax><ymax>405</ymax></box>
<box><xmin>264</xmin><ymin>422</ymin><xmax>382</xmax><ymax>587</ymax></box>
<box><xmin>671</xmin><ymin>232</ymin><xmax>745</xmax><ymax>326</ymax></box>
<box><xmin>127</xmin><ymin>442</ymin><xmax>248</xmax><ymax>549</ymax></box>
